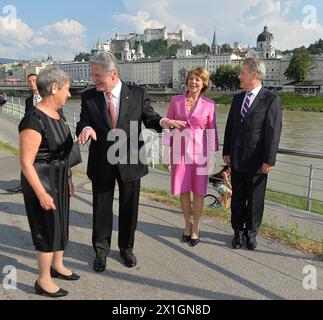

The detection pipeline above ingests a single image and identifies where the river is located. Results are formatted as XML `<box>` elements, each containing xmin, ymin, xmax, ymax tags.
<box><xmin>64</xmin><ymin>99</ymin><xmax>323</xmax><ymax>152</ymax></box>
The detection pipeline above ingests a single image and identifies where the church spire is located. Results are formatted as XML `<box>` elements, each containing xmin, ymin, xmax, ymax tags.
<box><xmin>211</xmin><ymin>29</ymin><xmax>219</xmax><ymax>55</ymax></box>
<box><xmin>212</xmin><ymin>29</ymin><xmax>217</xmax><ymax>47</ymax></box>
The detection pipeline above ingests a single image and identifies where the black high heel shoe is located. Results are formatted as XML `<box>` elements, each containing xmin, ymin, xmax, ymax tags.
<box><xmin>50</xmin><ymin>267</ymin><xmax>80</xmax><ymax>281</ymax></box>
<box><xmin>182</xmin><ymin>223</ymin><xmax>192</xmax><ymax>243</ymax></box>
<box><xmin>34</xmin><ymin>281</ymin><xmax>68</xmax><ymax>298</ymax></box>
<box><xmin>182</xmin><ymin>234</ymin><xmax>191</xmax><ymax>243</ymax></box>
<box><xmin>190</xmin><ymin>237</ymin><xmax>200</xmax><ymax>247</ymax></box>
<box><xmin>190</xmin><ymin>228</ymin><xmax>200</xmax><ymax>247</ymax></box>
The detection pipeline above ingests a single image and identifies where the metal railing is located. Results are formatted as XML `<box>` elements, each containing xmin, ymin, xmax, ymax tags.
<box><xmin>2</xmin><ymin>97</ymin><xmax>79</xmax><ymax>140</ymax></box>
<box><xmin>142</xmin><ymin>132</ymin><xmax>323</xmax><ymax>213</ymax></box>
<box><xmin>3</xmin><ymin>97</ymin><xmax>323</xmax><ymax>213</ymax></box>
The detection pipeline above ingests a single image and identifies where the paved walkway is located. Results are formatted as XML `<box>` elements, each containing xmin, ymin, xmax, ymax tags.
<box><xmin>0</xmin><ymin>113</ymin><xmax>322</xmax><ymax>300</ymax></box>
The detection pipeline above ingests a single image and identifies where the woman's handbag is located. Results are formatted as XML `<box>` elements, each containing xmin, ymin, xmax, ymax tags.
<box><xmin>69</xmin><ymin>141</ymin><xmax>82</xmax><ymax>168</ymax></box>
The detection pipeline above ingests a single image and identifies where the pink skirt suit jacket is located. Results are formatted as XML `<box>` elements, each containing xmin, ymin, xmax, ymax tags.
<box><xmin>164</xmin><ymin>94</ymin><xmax>219</xmax><ymax>196</ymax></box>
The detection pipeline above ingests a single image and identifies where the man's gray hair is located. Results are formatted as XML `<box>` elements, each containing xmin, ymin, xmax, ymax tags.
<box><xmin>90</xmin><ymin>51</ymin><xmax>119</xmax><ymax>72</ymax></box>
<box><xmin>243</xmin><ymin>58</ymin><xmax>266</xmax><ymax>81</ymax></box>
<box><xmin>36</xmin><ymin>67</ymin><xmax>70</xmax><ymax>97</ymax></box>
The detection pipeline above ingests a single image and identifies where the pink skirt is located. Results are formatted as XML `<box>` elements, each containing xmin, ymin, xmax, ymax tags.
<box><xmin>171</xmin><ymin>162</ymin><xmax>208</xmax><ymax>196</ymax></box>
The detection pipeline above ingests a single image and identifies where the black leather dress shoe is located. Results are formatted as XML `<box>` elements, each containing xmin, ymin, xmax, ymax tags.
<box><xmin>34</xmin><ymin>281</ymin><xmax>68</xmax><ymax>298</ymax></box>
<box><xmin>50</xmin><ymin>267</ymin><xmax>80</xmax><ymax>281</ymax></box>
<box><xmin>93</xmin><ymin>256</ymin><xmax>106</xmax><ymax>272</ymax></box>
<box><xmin>246</xmin><ymin>236</ymin><xmax>257</xmax><ymax>250</ymax></box>
<box><xmin>232</xmin><ymin>231</ymin><xmax>243</xmax><ymax>249</ymax></box>
<box><xmin>120</xmin><ymin>249</ymin><xmax>137</xmax><ymax>268</ymax></box>
<box><xmin>6</xmin><ymin>185</ymin><xmax>22</xmax><ymax>193</ymax></box>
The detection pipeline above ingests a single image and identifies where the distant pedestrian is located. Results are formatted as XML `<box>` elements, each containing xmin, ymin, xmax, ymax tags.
<box><xmin>210</xmin><ymin>165</ymin><xmax>232</xmax><ymax>210</ymax></box>
<box><xmin>0</xmin><ymin>93</ymin><xmax>6</xmax><ymax>111</ymax></box>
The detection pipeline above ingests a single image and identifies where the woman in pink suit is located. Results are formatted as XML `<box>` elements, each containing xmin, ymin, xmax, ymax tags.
<box><xmin>163</xmin><ymin>67</ymin><xmax>219</xmax><ymax>246</ymax></box>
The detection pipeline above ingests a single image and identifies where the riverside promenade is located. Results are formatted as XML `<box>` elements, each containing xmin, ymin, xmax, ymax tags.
<box><xmin>0</xmin><ymin>112</ymin><xmax>322</xmax><ymax>300</ymax></box>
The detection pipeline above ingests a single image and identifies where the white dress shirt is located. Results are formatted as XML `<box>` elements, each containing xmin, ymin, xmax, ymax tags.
<box><xmin>33</xmin><ymin>94</ymin><xmax>42</xmax><ymax>106</ymax></box>
<box><xmin>241</xmin><ymin>85</ymin><xmax>262</xmax><ymax>113</ymax></box>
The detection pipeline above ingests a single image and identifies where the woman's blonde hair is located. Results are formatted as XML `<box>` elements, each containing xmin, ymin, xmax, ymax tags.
<box><xmin>185</xmin><ymin>67</ymin><xmax>210</xmax><ymax>93</ymax></box>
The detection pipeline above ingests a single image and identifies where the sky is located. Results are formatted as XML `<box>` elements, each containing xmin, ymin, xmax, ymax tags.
<box><xmin>0</xmin><ymin>0</ymin><xmax>322</xmax><ymax>60</ymax></box>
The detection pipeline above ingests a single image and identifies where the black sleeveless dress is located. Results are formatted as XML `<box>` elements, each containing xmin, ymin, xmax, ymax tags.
<box><xmin>19</xmin><ymin>108</ymin><xmax>73</xmax><ymax>252</ymax></box>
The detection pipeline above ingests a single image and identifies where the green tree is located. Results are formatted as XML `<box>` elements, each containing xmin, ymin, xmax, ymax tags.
<box><xmin>74</xmin><ymin>52</ymin><xmax>91</xmax><ymax>62</ymax></box>
<box><xmin>211</xmin><ymin>65</ymin><xmax>240</xmax><ymax>90</ymax></box>
<box><xmin>192</xmin><ymin>43</ymin><xmax>210</xmax><ymax>55</ymax></box>
<box><xmin>142</xmin><ymin>40</ymin><xmax>168</xmax><ymax>57</ymax></box>
<box><xmin>284</xmin><ymin>47</ymin><xmax>315</xmax><ymax>82</ymax></box>
<box><xmin>167</xmin><ymin>44</ymin><xmax>182</xmax><ymax>57</ymax></box>
<box><xmin>220</xmin><ymin>43</ymin><xmax>232</xmax><ymax>53</ymax></box>
<box><xmin>308</xmin><ymin>38</ymin><xmax>323</xmax><ymax>54</ymax></box>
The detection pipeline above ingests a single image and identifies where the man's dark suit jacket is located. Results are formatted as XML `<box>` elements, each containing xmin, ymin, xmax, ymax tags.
<box><xmin>223</xmin><ymin>87</ymin><xmax>282</xmax><ymax>175</ymax></box>
<box><xmin>76</xmin><ymin>83</ymin><xmax>163</xmax><ymax>187</ymax></box>
<box><xmin>25</xmin><ymin>96</ymin><xmax>34</xmax><ymax>115</ymax></box>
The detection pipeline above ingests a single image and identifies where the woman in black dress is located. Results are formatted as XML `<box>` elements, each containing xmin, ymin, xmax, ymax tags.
<box><xmin>19</xmin><ymin>67</ymin><xmax>79</xmax><ymax>298</ymax></box>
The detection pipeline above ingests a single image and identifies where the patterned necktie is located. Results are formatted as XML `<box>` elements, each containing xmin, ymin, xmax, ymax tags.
<box><xmin>107</xmin><ymin>92</ymin><xmax>117</xmax><ymax>129</ymax></box>
<box><xmin>241</xmin><ymin>92</ymin><xmax>253</xmax><ymax>122</ymax></box>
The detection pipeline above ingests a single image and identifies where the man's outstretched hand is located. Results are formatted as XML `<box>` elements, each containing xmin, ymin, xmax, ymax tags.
<box><xmin>78</xmin><ymin>127</ymin><xmax>97</xmax><ymax>145</ymax></box>
<box><xmin>161</xmin><ymin>118</ymin><xmax>186</xmax><ymax>130</ymax></box>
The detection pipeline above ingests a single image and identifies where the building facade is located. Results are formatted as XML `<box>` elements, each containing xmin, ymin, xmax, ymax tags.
<box><xmin>119</xmin><ymin>58</ymin><xmax>161</xmax><ymax>86</ymax></box>
<box><xmin>54</xmin><ymin>61</ymin><xmax>92</xmax><ymax>82</ymax></box>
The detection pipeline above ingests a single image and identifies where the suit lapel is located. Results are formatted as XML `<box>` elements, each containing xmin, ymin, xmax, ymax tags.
<box><xmin>188</xmin><ymin>96</ymin><xmax>203</xmax><ymax>119</ymax></box>
<box><xmin>245</xmin><ymin>87</ymin><xmax>267</xmax><ymax>118</ymax></box>
<box><xmin>235</xmin><ymin>94</ymin><xmax>245</xmax><ymax>125</ymax></box>
<box><xmin>95</xmin><ymin>91</ymin><xmax>112</xmax><ymax>128</ymax></box>
<box><xmin>118</xmin><ymin>82</ymin><xmax>130</xmax><ymax>128</ymax></box>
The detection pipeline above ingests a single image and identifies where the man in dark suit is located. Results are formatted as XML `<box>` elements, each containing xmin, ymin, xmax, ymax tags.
<box><xmin>223</xmin><ymin>58</ymin><xmax>282</xmax><ymax>250</ymax></box>
<box><xmin>76</xmin><ymin>52</ymin><xmax>185</xmax><ymax>272</ymax></box>
<box><xmin>25</xmin><ymin>73</ymin><xmax>42</xmax><ymax>115</ymax></box>
<box><xmin>7</xmin><ymin>73</ymin><xmax>42</xmax><ymax>194</ymax></box>
<box><xmin>0</xmin><ymin>94</ymin><xmax>6</xmax><ymax>108</ymax></box>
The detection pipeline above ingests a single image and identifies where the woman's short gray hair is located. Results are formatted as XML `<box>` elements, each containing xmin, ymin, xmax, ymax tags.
<box><xmin>243</xmin><ymin>58</ymin><xmax>266</xmax><ymax>81</ymax></box>
<box><xmin>36</xmin><ymin>67</ymin><xmax>70</xmax><ymax>97</ymax></box>
<box><xmin>90</xmin><ymin>51</ymin><xmax>119</xmax><ymax>72</ymax></box>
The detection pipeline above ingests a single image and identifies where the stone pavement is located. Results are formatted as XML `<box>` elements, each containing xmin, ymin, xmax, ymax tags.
<box><xmin>0</xmin><ymin>113</ymin><xmax>322</xmax><ymax>300</ymax></box>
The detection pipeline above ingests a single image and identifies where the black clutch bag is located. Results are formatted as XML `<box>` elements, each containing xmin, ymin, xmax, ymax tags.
<box><xmin>69</xmin><ymin>141</ymin><xmax>82</xmax><ymax>168</ymax></box>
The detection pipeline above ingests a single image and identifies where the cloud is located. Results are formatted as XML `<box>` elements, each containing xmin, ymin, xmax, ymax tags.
<box><xmin>243</xmin><ymin>0</ymin><xmax>281</xmax><ymax>21</ymax></box>
<box><xmin>40</xmin><ymin>19</ymin><xmax>86</xmax><ymax>37</ymax></box>
<box><xmin>240</xmin><ymin>0</ymin><xmax>323</xmax><ymax>49</ymax></box>
<box><xmin>114</xmin><ymin>10</ymin><xmax>164</xmax><ymax>32</ymax></box>
<box><xmin>180</xmin><ymin>24</ymin><xmax>208</xmax><ymax>44</ymax></box>
<box><xmin>0</xmin><ymin>17</ymin><xmax>87</xmax><ymax>60</ymax></box>
<box><xmin>0</xmin><ymin>17</ymin><xmax>34</xmax><ymax>50</ymax></box>
<box><xmin>118</xmin><ymin>0</ymin><xmax>323</xmax><ymax>49</ymax></box>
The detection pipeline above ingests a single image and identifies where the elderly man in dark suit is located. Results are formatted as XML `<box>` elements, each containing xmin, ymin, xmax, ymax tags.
<box><xmin>223</xmin><ymin>58</ymin><xmax>282</xmax><ymax>251</ymax></box>
<box><xmin>76</xmin><ymin>51</ymin><xmax>186</xmax><ymax>272</ymax></box>
<box><xmin>7</xmin><ymin>73</ymin><xmax>42</xmax><ymax>194</ymax></box>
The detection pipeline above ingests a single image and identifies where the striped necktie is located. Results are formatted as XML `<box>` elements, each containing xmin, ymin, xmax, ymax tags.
<box><xmin>241</xmin><ymin>92</ymin><xmax>253</xmax><ymax>122</ymax></box>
